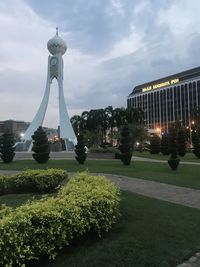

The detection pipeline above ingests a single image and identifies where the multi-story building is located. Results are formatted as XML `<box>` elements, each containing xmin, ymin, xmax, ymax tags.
<box><xmin>0</xmin><ymin>120</ymin><xmax>30</xmax><ymax>138</ymax></box>
<box><xmin>127</xmin><ymin>66</ymin><xmax>200</xmax><ymax>133</ymax></box>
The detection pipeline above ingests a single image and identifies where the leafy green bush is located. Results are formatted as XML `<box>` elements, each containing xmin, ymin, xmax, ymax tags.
<box><xmin>0</xmin><ymin>204</ymin><xmax>13</xmax><ymax>219</ymax></box>
<box><xmin>75</xmin><ymin>134</ymin><xmax>87</xmax><ymax>164</ymax></box>
<box><xmin>0</xmin><ymin>172</ymin><xmax>120</xmax><ymax>267</ymax></box>
<box><xmin>149</xmin><ymin>134</ymin><xmax>160</xmax><ymax>154</ymax></box>
<box><xmin>32</xmin><ymin>126</ymin><xmax>50</xmax><ymax>163</ymax></box>
<box><xmin>168</xmin><ymin>126</ymin><xmax>180</xmax><ymax>170</ymax></box>
<box><xmin>0</xmin><ymin>169</ymin><xmax>68</xmax><ymax>195</ymax></box>
<box><xmin>118</xmin><ymin>124</ymin><xmax>133</xmax><ymax>165</ymax></box>
<box><xmin>0</xmin><ymin>132</ymin><xmax>15</xmax><ymax>163</ymax></box>
<box><xmin>168</xmin><ymin>158</ymin><xmax>180</xmax><ymax>170</ymax></box>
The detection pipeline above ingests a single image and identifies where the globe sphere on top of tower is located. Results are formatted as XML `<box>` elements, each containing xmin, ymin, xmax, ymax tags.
<box><xmin>47</xmin><ymin>28</ymin><xmax>67</xmax><ymax>55</ymax></box>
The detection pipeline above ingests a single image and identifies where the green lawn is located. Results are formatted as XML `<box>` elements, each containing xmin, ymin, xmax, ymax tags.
<box><xmin>133</xmin><ymin>151</ymin><xmax>200</xmax><ymax>162</ymax></box>
<box><xmin>1</xmin><ymin>159</ymin><xmax>200</xmax><ymax>189</ymax></box>
<box><xmin>1</xmin><ymin>191</ymin><xmax>200</xmax><ymax>267</ymax></box>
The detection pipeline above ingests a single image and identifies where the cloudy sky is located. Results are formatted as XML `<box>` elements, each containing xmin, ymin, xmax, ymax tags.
<box><xmin>1</xmin><ymin>0</ymin><xmax>200</xmax><ymax>128</ymax></box>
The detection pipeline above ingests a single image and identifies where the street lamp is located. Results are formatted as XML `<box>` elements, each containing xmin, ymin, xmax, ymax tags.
<box><xmin>187</xmin><ymin>121</ymin><xmax>195</xmax><ymax>148</ymax></box>
<box><xmin>156</xmin><ymin>127</ymin><xmax>161</xmax><ymax>137</ymax></box>
<box><xmin>20</xmin><ymin>133</ymin><xmax>24</xmax><ymax>141</ymax></box>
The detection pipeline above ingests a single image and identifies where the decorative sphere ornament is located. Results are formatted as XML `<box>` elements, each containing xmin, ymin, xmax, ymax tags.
<box><xmin>47</xmin><ymin>27</ymin><xmax>67</xmax><ymax>55</ymax></box>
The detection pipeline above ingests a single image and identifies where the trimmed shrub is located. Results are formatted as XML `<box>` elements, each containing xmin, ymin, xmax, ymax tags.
<box><xmin>149</xmin><ymin>134</ymin><xmax>160</xmax><ymax>154</ymax></box>
<box><xmin>119</xmin><ymin>124</ymin><xmax>133</xmax><ymax>165</ymax></box>
<box><xmin>32</xmin><ymin>126</ymin><xmax>50</xmax><ymax>163</ymax></box>
<box><xmin>160</xmin><ymin>133</ymin><xmax>169</xmax><ymax>155</ymax></box>
<box><xmin>177</xmin><ymin>127</ymin><xmax>187</xmax><ymax>157</ymax></box>
<box><xmin>0</xmin><ymin>205</ymin><xmax>13</xmax><ymax>219</ymax></box>
<box><xmin>168</xmin><ymin>158</ymin><xmax>180</xmax><ymax>170</ymax></box>
<box><xmin>0</xmin><ymin>171</ymin><xmax>120</xmax><ymax>267</ymax></box>
<box><xmin>168</xmin><ymin>126</ymin><xmax>180</xmax><ymax>170</ymax></box>
<box><xmin>0</xmin><ymin>132</ymin><xmax>15</xmax><ymax>163</ymax></box>
<box><xmin>0</xmin><ymin>169</ymin><xmax>68</xmax><ymax>195</ymax></box>
<box><xmin>75</xmin><ymin>134</ymin><xmax>87</xmax><ymax>164</ymax></box>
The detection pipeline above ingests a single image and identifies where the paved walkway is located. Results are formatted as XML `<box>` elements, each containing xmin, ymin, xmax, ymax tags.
<box><xmin>133</xmin><ymin>156</ymin><xmax>200</xmax><ymax>165</ymax></box>
<box><xmin>1</xmin><ymin>170</ymin><xmax>200</xmax><ymax>210</ymax></box>
<box><xmin>97</xmin><ymin>173</ymin><xmax>200</xmax><ymax>210</ymax></box>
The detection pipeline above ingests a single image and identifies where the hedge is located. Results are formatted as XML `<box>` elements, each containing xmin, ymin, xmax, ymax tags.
<box><xmin>0</xmin><ymin>171</ymin><xmax>120</xmax><ymax>267</ymax></box>
<box><xmin>0</xmin><ymin>169</ymin><xmax>68</xmax><ymax>195</ymax></box>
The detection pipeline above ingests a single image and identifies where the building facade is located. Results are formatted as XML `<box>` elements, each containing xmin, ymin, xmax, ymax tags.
<box><xmin>127</xmin><ymin>66</ymin><xmax>200</xmax><ymax>133</ymax></box>
<box><xmin>0</xmin><ymin>120</ymin><xmax>29</xmax><ymax>138</ymax></box>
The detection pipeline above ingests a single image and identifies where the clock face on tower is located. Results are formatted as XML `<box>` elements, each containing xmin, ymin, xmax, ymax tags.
<box><xmin>50</xmin><ymin>57</ymin><xmax>58</xmax><ymax>66</ymax></box>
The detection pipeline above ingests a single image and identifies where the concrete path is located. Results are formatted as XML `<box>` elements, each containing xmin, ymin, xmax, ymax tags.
<box><xmin>132</xmin><ymin>156</ymin><xmax>200</xmax><ymax>165</ymax></box>
<box><xmin>100</xmin><ymin>174</ymin><xmax>200</xmax><ymax>210</ymax></box>
<box><xmin>1</xmin><ymin>170</ymin><xmax>200</xmax><ymax>210</ymax></box>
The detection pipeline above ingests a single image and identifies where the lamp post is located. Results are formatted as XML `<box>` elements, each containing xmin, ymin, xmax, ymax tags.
<box><xmin>187</xmin><ymin>121</ymin><xmax>195</xmax><ymax>148</ymax></box>
<box><xmin>156</xmin><ymin>127</ymin><xmax>161</xmax><ymax>137</ymax></box>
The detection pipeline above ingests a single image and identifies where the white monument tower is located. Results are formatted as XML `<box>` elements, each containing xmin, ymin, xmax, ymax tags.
<box><xmin>23</xmin><ymin>28</ymin><xmax>76</xmax><ymax>151</ymax></box>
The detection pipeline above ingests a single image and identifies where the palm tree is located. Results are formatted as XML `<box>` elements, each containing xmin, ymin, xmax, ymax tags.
<box><xmin>127</xmin><ymin>107</ymin><xmax>144</xmax><ymax>124</ymax></box>
<box><xmin>70</xmin><ymin>115</ymin><xmax>82</xmax><ymax>135</ymax></box>
<box><xmin>113</xmin><ymin>107</ymin><xmax>127</xmax><ymax>129</ymax></box>
<box><xmin>126</xmin><ymin>107</ymin><xmax>146</xmax><ymax>147</ymax></box>
<box><xmin>105</xmin><ymin>106</ymin><xmax>115</xmax><ymax>145</ymax></box>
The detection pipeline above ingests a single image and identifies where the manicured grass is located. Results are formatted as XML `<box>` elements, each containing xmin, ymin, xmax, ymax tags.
<box><xmin>2</xmin><ymin>191</ymin><xmax>200</xmax><ymax>266</ymax></box>
<box><xmin>0</xmin><ymin>160</ymin><xmax>200</xmax><ymax>189</ymax></box>
<box><xmin>133</xmin><ymin>151</ymin><xmax>200</xmax><ymax>162</ymax></box>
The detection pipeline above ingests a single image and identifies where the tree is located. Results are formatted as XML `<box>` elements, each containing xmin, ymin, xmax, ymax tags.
<box><xmin>113</xmin><ymin>107</ymin><xmax>127</xmax><ymax>129</ymax></box>
<box><xmin>0</xmin><ymin>132</ymin><xmax>15</xmax><ymax>163</ymax></box>
<box><xmin>71</xmin><ymin>115</ymin><xmax>83</xmax><ymax>136</ymax></box>
<box><xmin>127</xmin><ymin>107</ymin><xmax>144</xmax><ymax>125</ymax></box>
<box><xmin>177</xmin><ymin>127</ymin><xmax>187</xmax><ymax>157</ymax></box>
<box><xmin>71</xmin><ymin>106</ymin><xmax>146</xmax><ymax>149</ymax></box>
<box><xmin>32</xmin><ymin>126</ymin><xmax>50</xmax><ymax>163</ymax></box>
<box><xmin>160</xmin><ymin>133</ymin><xmax>169</xmax><ymax>155</ymax></box>
<box><xmin>149</xmin><ymin>134</ymin><xmax>160</xmax><ymax>154</ymax></box>
<box><xmin>75</xmin><ymin>133</ymin><xmax>87</xmax><ymax>164</ymax></box>
<box><xmin>192</xmin><ymin>130</ymin><xmax>200</xmax><ymax>159</ymax></box>
<box><xmin>191</xmin><ymin>107</ymin><xmax>200</xmax><ymax>128</ymax></box>
<box><xmin>105</xmin><ymin>105</ymin><xmax>115</xmax><ymax>145</ymax></box>
<box><xmin>118</xmin><ymin>124</ymin><xmax>133</xmax><ymax>165</ymax></box>
<box><xmin>168</xmin><ymin>126</ymin><xmax>180</xmax><ymax>170</ymax></box>
<box><xmin>126</xmin><ymin>107</ymin><xmax>146</xmax><ymax>148</ymax></box>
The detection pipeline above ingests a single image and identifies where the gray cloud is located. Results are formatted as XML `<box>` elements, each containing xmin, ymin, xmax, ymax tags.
<box><xmin>1</xmin><ymin>0</ymin><xmax>200</xmax><ymax>128</ymax></box>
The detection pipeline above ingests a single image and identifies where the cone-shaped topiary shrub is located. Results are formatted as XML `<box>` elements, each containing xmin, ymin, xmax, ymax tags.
<box><xmin>119</xmin><ymin>124</ymin><xmax>132</xmax><ymax>165</ymax></box>
<box><xmin>160</xmin><ymin>133</ymin><xmax>170</xmax><ymax>155</ymax></box>
<box><xmin>177</xmin><ymin>127</ymin><xmax>187</xmax><ymax>157</ymax></box>
<box><xmin>75</xmin><ymin>133</ymin><xmax>87</xmax><ymax>164</ymax></box>
<box><xmin>32</xmin><ymin>126</ymin><xmax>50</xmax><ymax>163</ymax></box>
<box><xmin>168</xmin><ymin>126</ymin><xmax>180</xmax><ymax>170</ymax></box>
<box><xmin>0</xmin><ymin>132</ymin><xmax>15</xmax><ymax>163</ymax></box>
<box><xmin>149</xmin><ymin>134</ymin><xmax>160</xmax><ymax>154</ymax></box>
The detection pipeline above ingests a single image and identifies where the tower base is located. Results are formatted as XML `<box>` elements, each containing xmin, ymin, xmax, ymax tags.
<box><xmin>15</xmin><ymin>138</ymin><xmax>75</xmax><ymax>152</ymax></box>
